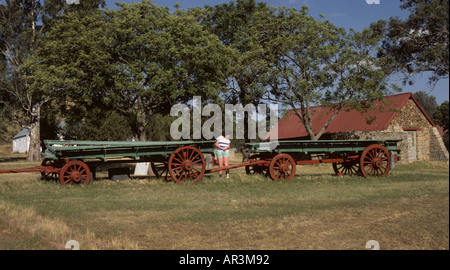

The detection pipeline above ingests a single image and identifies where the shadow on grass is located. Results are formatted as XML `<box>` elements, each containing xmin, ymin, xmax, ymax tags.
<box><xmin>0</xmin><ymin>157</ymin><xmax>28</xmax><ymax>162</ymax></box>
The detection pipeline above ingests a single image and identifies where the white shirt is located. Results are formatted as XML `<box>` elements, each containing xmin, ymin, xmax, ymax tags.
<box><xmin>216</xmin><ymin>136</ymin><xmax>230</xmax><ymax>151</ymax></box>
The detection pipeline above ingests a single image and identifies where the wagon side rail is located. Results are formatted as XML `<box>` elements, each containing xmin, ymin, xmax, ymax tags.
<box><xmin>42</xmin><ymin>140</ymin><xmax>216</xmax><ymax>161</ymax></box>
<box><xmin>245</xmin><ymin>139</ymin><xmax>402</xmax><ymax>155</ymax></box>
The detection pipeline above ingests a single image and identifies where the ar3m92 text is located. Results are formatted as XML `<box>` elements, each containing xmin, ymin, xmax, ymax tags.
<box><xmin>179</xmin><ymin>254</ymin><xmax>269</xmax><ymax>267</ymax></box>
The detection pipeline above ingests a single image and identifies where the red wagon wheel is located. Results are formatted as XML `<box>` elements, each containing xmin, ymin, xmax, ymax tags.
<box><xmin>59</xmin><ymin>160</ymin><xmax>91</xmax><ymax>185</ymax></box>
<box><xmin>360</xmin><ymin>144</ymin><xmax>390</xmax><ymax>178</ymax></box>
<box><xmin>333</xmin><ymin>159</ymin><xmax>360</xmax><ymax>176</ymax></box>
<box><xmin>168</xmin><ymin>146</ymin><xmax>206</xmax><ymax>183</ymax></box>
<box><xmin>269</xmin><ymin>154</ymin><xmax>296</xmax><ymax>181</ymax></box>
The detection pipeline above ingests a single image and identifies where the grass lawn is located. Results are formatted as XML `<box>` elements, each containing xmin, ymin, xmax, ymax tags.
<box><xmin>0</xmin><ymin>148</ymin><xmax>448</xmax><ymax>250</ymax></box>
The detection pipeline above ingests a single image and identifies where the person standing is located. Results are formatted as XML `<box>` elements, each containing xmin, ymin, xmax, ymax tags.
<box><xmin>216</xmin><ymin>133</ymin><xmax>231</xmax><ymax>178</ymax></box>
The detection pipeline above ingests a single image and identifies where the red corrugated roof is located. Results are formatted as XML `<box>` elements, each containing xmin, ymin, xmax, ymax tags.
<box><xmin>266</xmin><ymin>92</ymin><xmax>435</xmax><ymax>140</ymax></box>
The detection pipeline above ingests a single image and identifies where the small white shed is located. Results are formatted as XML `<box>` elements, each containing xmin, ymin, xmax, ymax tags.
<box><xmin>12</xmin><ymin>128</ymin><xmax>30</xmax><ymax>153</ymax></box>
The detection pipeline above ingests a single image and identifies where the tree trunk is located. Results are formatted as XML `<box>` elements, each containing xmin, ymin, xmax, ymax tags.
<box><xmin>138</xmin><ymin>126</ymin><xmax>147</xmax><ymax>141</ymax></box>
<box><xmin>131</xmin><ymin>126</ymin><xmax>147</xmax><ymax>142</ymax></box>
<box><xmin>132</xmin><ymin>97</ymin><xmax>150</xmax><ymax>142</ymax></box>
<box><xmin>26</xmin><ymin>100</ymin><xmax>46</xmax><ymax>161</ymax></box>
<box><xmin>27</xmin><ymin>122</ymin><xmax>41</xmax><ymax>161</ymax></box>
<box><xmin>291</xmin><ymin>105</ymin><xmax>318</xmax><ymax>141</ymax></box>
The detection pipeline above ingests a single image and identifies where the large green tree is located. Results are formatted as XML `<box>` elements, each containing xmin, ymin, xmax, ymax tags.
<box><xmin>257</xmin><ymin>7</ymin><xmax>398</xmax><ymax>140</ymax></box>
<box><xmin>27</xmin><ymin>1</ymin><xmax>232</xmax><ymax>141</ymax></box>
<box><xmin>378</xmin><ymin>0</ymin><xmax>449</xmax><ymax>85</ymax></box>
<box><xmin>204</xmin><ymin>0</ymin><xmax>271</xmax><ymax>105</ymax></box>
<box><xmin>203</xmin><ymin>0</ymin><xmax>278</xmax><ymax>148</ymax></box>
<box><xmin>0</xmin><ymin>0</ymin><xmax>105</xmax><ymax>160</ymax></box>
<box><xmin>106</xmin><ymin>3</ymin><xmax>231</xmax><ymax>140</ymax></box>
<box><xmin>1</xmin><ymin>0</ymin><xmax>44</xmax><ymax>160</ymax></box>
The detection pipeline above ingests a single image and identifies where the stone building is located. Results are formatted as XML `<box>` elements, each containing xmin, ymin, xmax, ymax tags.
<box><xmin>267</xmin><ymin>92</ymin><xmax>448</xmax><ymax>162</ymax></box>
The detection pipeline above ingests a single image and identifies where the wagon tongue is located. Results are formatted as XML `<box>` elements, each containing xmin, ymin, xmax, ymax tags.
<box><xmin>0</xmin><ymin>166</ymin><xmax>43</xmax><ymax>174</ymax></box>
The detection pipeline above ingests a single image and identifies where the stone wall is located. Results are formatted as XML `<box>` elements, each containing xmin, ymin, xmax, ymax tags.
<box><xmin>430</xmin><ymin>127</ymin><xmax>450</xmax><ymax>162</ymax></box>
<box><xmin>417</xmin><ymin>128</ymin><xmax>431</xmax><ymax>161</ymax></box>
<box><xmin>390</xmin><ymin>98</ymin><xmax>432</xmax><ymax>128</ymax></box>
<box><xmin>391</xmin><ymin>98</ymin><xmax>434</xmax><ymax>161</ymax></box>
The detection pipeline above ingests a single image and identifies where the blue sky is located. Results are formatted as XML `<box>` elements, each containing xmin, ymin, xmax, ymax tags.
<box><xmin>103</xmin><ymin>0</ymin><xmax>449</xmax><ymax>104</ymax></box>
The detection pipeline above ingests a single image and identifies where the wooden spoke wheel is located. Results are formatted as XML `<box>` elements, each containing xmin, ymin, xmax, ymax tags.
<box><xmin>269</xmin><ymin>154</ymin><xmax>296</xmax><ymax>181</ymax></box>
<box><xmin>360</xmin><ymin>144</ymin><xmax>390</xmax><ymax>178</ymax></box>
<box><xmin>59</xmin><ymin>160</ymin><xmax>91</xmax><ymax>185</ymax></box>
<box><xmin>40</xmin><ymin>158</ymin><xmax>61</xmax><ymax>181</ymax></box>
<box><xmin>333</xmin><ymin>159</ymin><xmax>360</xmax><ymax>176</ymax></box>
<box><xmin>168</xmin><ymin>146</ymin><xmax>205</xmax><ymax>183</ymax></box>
<box><xmin>245</xmin><ymin>155</ymin><xmax>268</xmax><ymax>176</ymax></box>
<box><xmin>151</xmin><ymin>161</ymin><xmax>169</xmax><ymax>181</ymax></box>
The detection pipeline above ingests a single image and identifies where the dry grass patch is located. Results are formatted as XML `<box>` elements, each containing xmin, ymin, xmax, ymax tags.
<box><xmin>0</xmin><ymin>200</ymin><xmax>141</xmax><ymax>249</ymax></box>
<box><xmin>126</xmin><ymin>192</ymin><xmax>448</xmax><ymax>250</ymax></box>
<box><xmin>0</xmin><ymin>157</ymin><xmax>448</xmax><ymax>250</ymax></box>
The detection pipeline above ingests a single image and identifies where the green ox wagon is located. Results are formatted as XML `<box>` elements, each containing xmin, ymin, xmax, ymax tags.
<box><xmin>0</xmin><ymin>139</ymin><xmax>401</xmax><ymax>184</ymax></box>
<box><xmin>243</xmin><ymin>139</ymin><xmax>402</xmax><ymax>180</ymax></box>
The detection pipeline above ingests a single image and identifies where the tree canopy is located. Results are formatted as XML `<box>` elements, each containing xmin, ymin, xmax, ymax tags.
<box><xmin>204</xmin><ymin>0</ymin><xmax>271</xmax><ymax>105</ymax></box>
<box><xmin>378</xmin><ymin>0</ymin><xmax>449</xmax><ymax>85</ymax></box>
<box><xmin>26</xmin><ymin>0</ymin><xmax>232</xmax><ymax>141</ymax></box>
<box><xmin>0</xmin><ymin>0</ymin><xmax>105</xmax><ymax>160</ymax></box>
<box><xmin>255</xmin><ymin>6</ymin><xmax>398</xmax><ymax>140</ymax></box>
